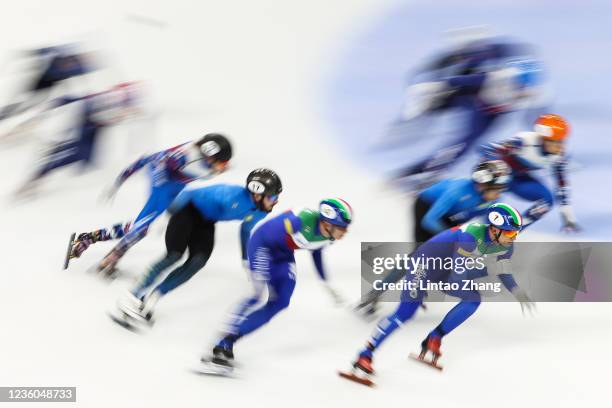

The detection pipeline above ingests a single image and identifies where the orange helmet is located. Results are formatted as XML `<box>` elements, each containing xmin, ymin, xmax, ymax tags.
<box><xmin>534</xmin><ymin>114</ymin><xmax>570</xmax><ymax>141</ymax></box>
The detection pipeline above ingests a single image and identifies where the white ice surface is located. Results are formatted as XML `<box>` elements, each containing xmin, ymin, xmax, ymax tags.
<box><xmin>0</xmin><ymin>1</ymin><xmax>610</xmax><ymax>407</ymax></box>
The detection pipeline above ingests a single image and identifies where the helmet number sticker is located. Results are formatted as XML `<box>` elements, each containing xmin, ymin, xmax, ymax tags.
<box><xmin>248</xmin><ymin>180</ymin><xmax>266</xmax><ymax>194</ymax></box>
<box><xmin>488</xmin><ymin>211</ymin><xmax>504</xmax><ymax>226</ymax></box>
<box><xmin>201</xmin><ymin>141</ymin><xmax>221</xmax><ymax>157</ymax></box>
<box><xmin>320</xmin><ymin>203</ymin><xmax>337</xmax><ymax>220</ymax></box>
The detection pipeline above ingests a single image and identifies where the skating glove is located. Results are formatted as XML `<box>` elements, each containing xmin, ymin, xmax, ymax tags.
<box><xmin>101</xmin><ymin>183</ymin><xmax>120</xmax><ymax>204</ymax></box>
<box><xmin>512</xmin><ymin>288</ymin><xmax>536</xmax><ymax>316</ymax></box>
<box><xmin>322</xmin><ymin>282</ymin><xmax>346</xmax><ymax>306</ymax></box>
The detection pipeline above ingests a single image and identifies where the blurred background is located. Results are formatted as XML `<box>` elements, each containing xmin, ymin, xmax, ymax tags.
<box><xmin>323</xmin><ymin>0</ymin><xmax>612</xmax><ymax>238</ymax></box>
<box><xmin>0</xmin><ymin>1</ymin><xmax>610</xmax><ymax>407</ymax></box>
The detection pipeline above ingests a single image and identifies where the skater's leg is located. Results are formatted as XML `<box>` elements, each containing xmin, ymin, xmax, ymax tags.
<box><xmin>429</xmin><ymin>299</ymin><xmax>481</xmax><ymax>339</ymax></box>
<box><xmin>153</xmin><ymin>253</ymin><xmax>209</xmax><ymax>295</ymax></box>
<box><xmin>221</xmin><ymin>236</ymin><xmax>274</xmax><ymax>337</ymax></box>
<box><xmin>100</xmin><ymin>185</ymin><xmax>182</xmax><ymax>266</ymax></box>
<box><xmin>508</xmin><ymin>175</ymin><xmax>554</xmax><ymax>228</ymax></box>
<box><xmin>70</xmin><ymin>222</ymin><xmax>132</xmax><ymax>260</ymax></box>
<box><xmin>359</xmin><ymin>267</ymin><xmax>405</xmax><ymax>306</ymax></box>
<box><xmin>359</xmin><ymin>299</ymin><xmax>421</xmax><ymax>358</ymax></box>
<box><xmin>130</xmin><ymin>205</ymin><xmax>195</xmax><ymax>294</ymax></box>
<box><xmin>228</xmin><ymin>271</ymin><xmax>296</xmax><ymax>339</ymax></box>
<box><xmin>397</xmin><ymin>105</ymin><xmax>497</xmax><ymax>179</ymax></box>
<box><xmin>151</xmin><ymin>213</ymin><xmax>215</xmax><ymax>296</ymax></box>
<box><xmin>21</xmin><ymin>141</ymin><xmax>80</xmax><ymax>185</ymax></box>
<box><xmin>131</xmin><ymin>251</ymin><xmax>182</xmax><ymax>298</ymax></box>
<box><xmin>218</xmin><ymin>250</ymin><xmax>296</xmax><ymax>347</ymax></box>
<box><xmin>357</xmin><ymin>198</ymin><xmax>437</xmax><ymax>311</ymax></box>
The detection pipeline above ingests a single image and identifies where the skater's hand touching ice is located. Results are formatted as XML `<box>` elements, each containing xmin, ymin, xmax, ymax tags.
<box><xmin>322</xmin><ymin>282</ymin><xmax>346</xmax><ymax>306</ymax></box>
<box><xmin>512</xmin><ymin>288</ymin><xmax>536</xmax><ymax>316</ymax></box>
<box><xmin>100</xmin><ymin>183</ymin><xmax>120</xmax><ymax>204</ymax></box>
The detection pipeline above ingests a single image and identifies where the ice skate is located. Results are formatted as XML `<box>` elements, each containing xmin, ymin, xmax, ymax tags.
<box><xmin>338</xmin><ymin>355</ymin><xmax>375</xmax><ymax>387</ymax></box>
<box><xmin>194</xmin><ymin>344</ymin><xmax>235</xmax><ymax>377</ymax></box>
<box><xmin>63</xmin><ymin>233</ymin><xmax>77</xmax><ymax>269</ymax></box>
<box><xmin>109</xmin><ymin>291</ymin><xmax>154</xmax><ymax>331</ymax></box>
<box><xmin>409</xmin><ymin>335</ymin><xmax>443</xmax><ymax>371</ymax></box>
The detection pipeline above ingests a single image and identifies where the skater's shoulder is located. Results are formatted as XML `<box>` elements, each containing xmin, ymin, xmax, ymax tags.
<box><xmin>512</xmin><ymin>131</ymin><xmax>538</xmax><ymax>145</ymax></box>
<box><xmin>456</xmin><ymin>223</ymin><xmax>487</xmax><ymax>245</ymax></box>
<box><xmin>447</xmin><ymin>177</ymin><xmax>476</xmax><ymax>194</ymax></box>
<box><xmin>296</xmin><ymin>208</ymin><xmax>319</xmax><ymax>223</ymax></box>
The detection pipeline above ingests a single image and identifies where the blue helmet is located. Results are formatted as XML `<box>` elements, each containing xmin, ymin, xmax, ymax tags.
<box><xmin>506</xmin><ymin>58</ymin><xmax>542</xmax><ymax>89</ymax></box>
<box><xmin>319</xmin><ymin>198</ymin><xmax>353</xmax><ymax>228</ymax></box>
<box><xmin>486</xmin><ymin>203</ymin><xmax>523</xmax><ymax>231</ymax></box>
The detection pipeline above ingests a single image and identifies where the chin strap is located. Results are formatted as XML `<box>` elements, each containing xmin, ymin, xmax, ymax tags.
<box><xmin>490</xmin><ymin>226</ymin><xmax>502</xmax><ymax>244</ymax></box>
<box><xmin>252</xmin><ymin>195</ymin><xmax>273</xmax><ymax>213</ymax></box>
<box><xmin>322</xmin><ymin>223</ymin><xmax>335</xmax><ymax>241</ymax></box>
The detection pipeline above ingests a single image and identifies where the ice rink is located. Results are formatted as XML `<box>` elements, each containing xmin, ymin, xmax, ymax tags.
<box><xmin>1</xmin><ymin>1</ymin><xmax>610</xmax><ymax>407</ymax></box>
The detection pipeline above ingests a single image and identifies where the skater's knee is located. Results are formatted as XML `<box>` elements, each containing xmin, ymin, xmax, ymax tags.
<box><xmin>525</xmin><ymin>198</ymin><xmax>552</xmax><ymax>223</ymax></box>
<box><xmin>268</xmin><ymin>295</ymin><xmax>291</xmax><ymax>313</ymax></box>
<box><xmin>461</xmin><ymin>300</ymin><xmax>481</xmax><ymax>313</ymax></box>
<box><xmin>274</xmin><ymin>297</ymin><xmax>291</xmax><ymax>312</ymax></box>
<box><xmin>394</xmin><ymin>301</ymin><xmax>420</xmax><ymax>322</ymax></box>
<box><xmin>541</xmin><ymin>187</ymin><xmax>554</xmax><ymax>206</ymax></box>
<box><xmin>187</xmin><ymin>252</ymin><xmax>210</xmax><ymax>268</ymax></box>
<box><xmin>166</xmin><ymin>251</ymin><xmax>183</xmax><ymax>263</ymax></box>
<box><xmin>459</xmin><ymin>290</ymin><xmax>482</xmax><ymax>303</ymax></box>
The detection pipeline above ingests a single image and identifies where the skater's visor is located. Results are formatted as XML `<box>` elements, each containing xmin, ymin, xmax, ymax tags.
<box><xmin>501</xmin><ymin>229</ymin><xmax>519</xmax><ymax>238</ymax></box>
<box><xmin>216</xmin><ymin>160</ymin><xmax>230</xmax><ymax>170</ymax></box>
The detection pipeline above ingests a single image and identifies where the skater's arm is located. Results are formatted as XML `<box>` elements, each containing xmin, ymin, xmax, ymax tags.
<box><xmin>114</xmin><ymin>153</ymin><xmax>157</xmax><ymax>188</ymax></box>
<box><xmin>495</xmin><ymin>255</ymin><xmax>535</xmax><ymax>313</ymax></box>
<box><xmin>421</xmin><ymin>188</ymin><xmax>461</xmax><ymax>234</ymax></box>
<box><xmin>239</xmin><ymin>212</ymin><xmax>266</xmax><ymax>261</ymax></box>
<box><xmin>494</xmin><ymin>248</ymin><xmax>519</xmax><ymax>292</ymax></box>
<box><xmin>479</xmin><ymin>137</ymin><xmax>521</xmax><ymax>161</ymax></box>
<box><xmin>311</xmin><ymin>249</ymin><xmax>326</xmax><ymax>280</ymax></box>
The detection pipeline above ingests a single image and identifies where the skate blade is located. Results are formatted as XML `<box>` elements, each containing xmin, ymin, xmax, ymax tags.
<box><xmin>107</xmin><ymin>311</ymin><xmax>143</xmax><ymax>332</ymax></box>
<box><xmin>409</xmin><ymin>353</ymin><xmax>443</xmax><ymax>371</ymax></box>
<box><xmin>119</xmin><ymin>305</ymin><xmax>153</xmax><ymax>326</ymax></box>
<box><xmin>63</xmin><ymin>232</ymin><xmax>76</xmax><ymax>270</ymax></box>
<box><xmin>192</xmin><ymin>359</ymin><xmax>235</xmax><ymax>378</ymax></box>
<box><xmin>338</xmin><ymin>371</ymin><xmax>375</xmax><ymax>387</ymax></box>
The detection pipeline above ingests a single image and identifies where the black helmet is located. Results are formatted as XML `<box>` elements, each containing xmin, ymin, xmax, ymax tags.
<box><xmin>246</xmin><ymin>168</ymin><xmax>282</xmax><ymax>196</ymax></box>
<box><xmin>196</xmin><ymin>133</ymin><xmax>232</xmax><ymax>162</ymax></box>
<box><xmin>472</xmin><ymin>160</ymin><xmax>511</xmax><ymax>188</ymax></box>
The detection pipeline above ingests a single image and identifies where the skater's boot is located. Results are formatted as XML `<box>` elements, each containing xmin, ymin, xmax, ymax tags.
<box><xmin>210</xmin><ymin>335</ymin><xmax>237</xmax><ymax>367</ymax></box>
<box><xmin>338</xmin><ymin>349</ymin><xmax>376</xmax><ymax>386</ymax></box>
<box><xmin>195</xmin><ymin>336</ymin><xmax>238</xmax><ymax>376</ymax></box>
<box><xmin>419</xmin><ymin>335</ymin><xmax>442</xmax><ymax>367</ymax></box>
<box><xmin>116</xmin><ymin>291</ymin><xmax>144</xmax><ymax>319</ymax></box>
<box><xmin>354</xmin><ymin>353</ymin><xmax>375</xmax><ymax>376</ymax></box>
<box><xmin>140</xmin><ymin>290</ymin><xmax>161</xmax><ymax>324</ymax></box>
<box><xmin>421</xmin><ymin>335</ymin><xmax>442</xmax><ymax>356</ymax></box>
